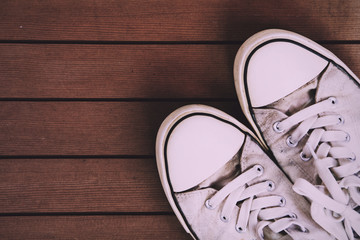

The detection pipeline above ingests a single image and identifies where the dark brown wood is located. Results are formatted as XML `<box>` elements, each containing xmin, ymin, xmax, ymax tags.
<box><xmin>0</xmin><ymin>44</ymin><xmax>238</xmax><ymax>99</ymax></box>
<box><xmin>0</xmin><ymin>102</ymin><xmax>243</xmax><ymax>156</ymax></box>
<box><xmin>0</xmin><ymin>0</ymin><xmax>359</xmax><ymax>41</ymax></box>
<box><xmin>0</xmin><ymin>44</ymin><xmax>359</xmax><ymax>99</ymax></box>
<box><xmin>0</xmin><ymin>158</ymin><xmax>172</xmax><ymax>213</ymax></box>
<box><xmin>0</xmin><ymin>215</ymin><xmax>191</xmax><ymax>240</ymax></box>
<box><xmin>1</xmin><ymin>1</ymin><xmax>360</xmax><ymax>238</ymax></box>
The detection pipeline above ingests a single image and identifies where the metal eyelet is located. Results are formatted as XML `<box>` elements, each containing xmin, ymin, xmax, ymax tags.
<box><xmin>266</xmin><ymin>180</ymin><xmax>275</xmax><ymax>191</ymax></box>
<box><xmin>286</xmin><ymin>136</ymin><xmax>298</xmax><ymax>147</ymax></box>
<box><xmin>235</xmin><ymin>226</ymin><xmax>244</xmax><ymax>233</ymax></box>
<box><xmin>279</xmin><ymin>197</ymin><xmax>286</xmax><ymax>207</ymax></box>
<box><xmin>348</xmin><ymin>154</ymin><xmax>356</xmax><ymax>161</ymax></box>
<box><xmin>254</xmin><ymin>165</ymin><xmax>264</xmax><ymax>176</ymax></box>
<box><xmin>273</xmin><ymin>121</ymin><xmax>284</xmax><ymax>133</ymax></box>
<box><xmin>345</xmin><ymin>133</ymin><xmax>351</xmax><ymax>142</ymax></box>
<box><xmin>329</xmin><ymin>96</ymin><xmax>337</xmax><ymax>105</ymax></box>
<box><xmin>337</xmin><ymin>115</ymin><xmax>344</xmax><ymax>125</ymax></box>
<box><xmin>300</xmin><ymin>151</ymin><xmax>311</xmax><ymax>161</ymax></box>
<box><xmin>220</xmin><ymin>215</ymin><xmax>229</xmax><ymax>223</ymax></box>
<box><xmin>300</xmin><ymin>227</ymin><xmax>309</xmax><ymax>233</ymax></box>
<box><xmin>205</xmin><ymin>199</ymin><xmax>215</xmax><ymax>210</ymax></box>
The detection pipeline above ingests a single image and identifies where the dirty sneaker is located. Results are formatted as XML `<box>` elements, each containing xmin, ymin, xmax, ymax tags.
<box><xmin>156</xmin><ymin>104</ymin><xmax>330</xmax><ymax>239</ymax></box>
<box><xmin>234</xmin><ymin>29</ymin><xmax>360</xmax><ymax>239</ymax></box>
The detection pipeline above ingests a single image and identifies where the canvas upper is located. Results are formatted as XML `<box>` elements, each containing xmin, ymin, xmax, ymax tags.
<box><xmin>156</xmin><ymin>105</ymin><xmax>331</xmax><ymax>240</ymax></box>
<box><xmin>234</xmin><ymin>29</ymin><xmax>360</xmax><ymax>240</ymax></box>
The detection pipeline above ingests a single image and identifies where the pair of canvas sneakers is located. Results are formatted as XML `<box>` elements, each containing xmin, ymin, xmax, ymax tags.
<box><xmin>155</xmin><ymin>29</ymin><xmax>360</xmax><ymax>240</ymax></box>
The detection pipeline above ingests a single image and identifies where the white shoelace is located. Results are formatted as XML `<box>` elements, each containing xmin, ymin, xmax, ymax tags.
<box><xmin>205</xmin><ymin>165</ymin><xmax>306</xmax><ymax>239</ymax></box>
<box><xmin>273</xmin><ymin>96</ymin><xmax>360</xmax><ymax>240</ymax></box>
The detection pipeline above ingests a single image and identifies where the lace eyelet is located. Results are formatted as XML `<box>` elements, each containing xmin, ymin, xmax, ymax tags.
<box><xmin>273</xmin><ymin>121</ymin><xmax>284</xmax><ymax>133</ymax></box>
<box><xmin>279</xmin><ymin>197</ymin><xmax>286</xmax><ymax>207</ymax></box>
<box><xmin>205</xmin><ymin>199</ymin><xmax>215</xmax><ymax>210</ymax></box>
<box><xmin>345</xmin><ymin>133</ymin><xmax>351</xmax><ymax>142</ymax></box>
<box><xmin>329</xmin><ymin>96</ymin><xmax>337</xmax><ymax>105</ymax></box>
<box><xmin>289</xmin><ymin>212</ymin><xmax>297</xmax><ymax>219</ymax></box>
<box><xmin>266</xmin><ymin>180</ymin><xmax>275</xmax><ymax>191</ymax></box>
<box><xmin>300</xmin><ymin>152</ymin><xmax>311</xmax><ymax>161</ymax></box>
<box><xmin>254</xmin><ymin>165</ymin><xmax>264</xmax><ymax>176</ymax></box>
<box><xmin>300</xmin><ymin>227</ymin><xmax>309</xmax><ymax>233</ymax></box>
<box><xmin>286</xmin><ymin>136</ymin><xmax>298</xmax><ymax>147</ymax></box>
<box><xmin>337</xmin><ymin>115</ymin><xmax>344</xmax><ymax>125</ymax></box>
<box><xmin>235</xmin><ymin>226</ymin><xmax>244</xmax><ymax>233</ymax></box>
<box><xmin>348</xmin><ymin>154</ymin><xmax>356</xmax><ymax>161</ymax></box>
<box><xmin>220</xmin><ymin>215</ymin><xmax>229</xmax><ymax>223</ymax></box>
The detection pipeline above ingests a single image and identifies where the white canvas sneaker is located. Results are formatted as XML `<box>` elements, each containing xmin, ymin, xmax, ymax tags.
<box><xmin>156</xmin><ymin>104</ymin><xmax>330</xmax><ymax>239</ymax></box>
<box><xmin>234</xmin><ymin>29</ymin><xmax>360</xmax><ymax>239</ymax></box>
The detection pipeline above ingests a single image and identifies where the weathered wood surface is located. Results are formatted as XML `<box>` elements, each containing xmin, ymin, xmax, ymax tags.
<box><xmin>0</xmin><ymin>0</ymin><xmax>359</xmax><ymax>41</ymax></box>
<box><xmin>0</xmin><ymin>102</ymin><xmax>242</xmax><ymax>156</ymax></box>
<box><xmin>0</xmin><ymin>158</ymin><xmax>170</xmax><ymax>213</ymax></box>
<box><xmin>0</xmin><ymin>215</ymin><xmax>191</xmax><ymax>239</ymax></box>
<box><xmin>0</xmin><ymin>44</ymin><xmax>359</xmax><ymax>99</ymax></box>
<box><xmin>1</xmin><ymin>0</ymin><xmax>359</xmax><ymax>238</ymax></box>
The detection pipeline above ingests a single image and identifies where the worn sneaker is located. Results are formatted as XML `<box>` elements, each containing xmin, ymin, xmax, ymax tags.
<box><xmin>156</xmin><ymin>104</ymin><xmax>330</xmax><ymax>239</ymax></box>
<box><xmin>234</xmin><ymin>29</ymin><xmax>360</xmax><ymax>239</ymax></box>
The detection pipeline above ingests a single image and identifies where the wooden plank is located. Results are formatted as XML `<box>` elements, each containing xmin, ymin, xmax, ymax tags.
<box><xmin>0</xmin><ymin>215</ymin><xmax>191</xmax><ymax>239</ymax></box>
<box><xmin>0</xmin><ymin>44</ymin><xmax>238</xmax><ymax>99</ymax></box>
<box><xmin>0</xmin><ymin>0</ymin><xmax>359</xmax><ymax>41</ymax></box>
<box><xmin>0</xmin><ymin>102</ymin><xmax>243</xmax><ymax>156</ymax></box>
<box><xmin>0</xmin><ymin>44</ymin><xmax>359</xmax><ymax>99</ymax></box>
<box><xmin>0</xmin><ymin>158</ymin><xmax>172</xmax><ymax>213</ymax></box>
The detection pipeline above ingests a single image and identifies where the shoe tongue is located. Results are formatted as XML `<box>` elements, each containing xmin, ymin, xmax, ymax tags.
<box><xmin>264</xmin><ymin>228</ymin><xmax>292</xmax><ymax>240</ymax></box>
<box><xmin>315</xmin><ymin>62</ymin><xmax>348</xmax><ymax>102</ymax></box>
<box><xmin>267</xmin><ymin>76</ymin><xmax>318</xmax><ymax>116</ymax></box>
<box><xmin>268</xmin><ymin>62</ymin><xmax>344</xmax><ymax>116</ymax></box>
<box><xmin>197</xmin><ymin>151</ymin><xmax>241</xmax><ymax>190</ymax></box>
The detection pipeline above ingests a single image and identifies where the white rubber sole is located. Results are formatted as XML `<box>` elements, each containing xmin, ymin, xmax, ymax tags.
<box><xmin>155</xmin><ymin>104</ymin><xmax>259</xmax><ymax>239</ymax></box>
<box><xmin>234</xmin><ymin>29</ymin><xmax>360</xmax><ymax>148</ymax></box>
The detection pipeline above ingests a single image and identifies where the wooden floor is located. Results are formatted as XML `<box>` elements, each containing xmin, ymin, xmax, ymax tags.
<box><xmin>0</xmin><ymin>1</ymin><xmax>360</xmax><ymax>239</ymax></box>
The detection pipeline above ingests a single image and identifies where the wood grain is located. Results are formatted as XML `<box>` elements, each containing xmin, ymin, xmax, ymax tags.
<box><xmin>0</xmin><ymin>102</ymin><xmax>243</xmax><ymax>156</ymax></box>
<box><xmin>0</xmin><ymin>0</ymin><xmax>359</xmax><ymax>41</ymax></box>
<box><xmin>0</xmin><ymin>44</ymin><xmax>238</xmax><ymax>99</ymax></box>
<box><xmin>0</xmin><ymin>215</ymin><xmax>191</xmax><ymax>240</ymax></box>
<box><xmin>0</xmin><ymin>44</ymin><xmax>359</xmax><ymax>99</ymax></box>
<box><xmin>0</xmin><ymin>158</ymin><xmax>171</xmax><ymax>213</ymax></box>
<box><xmin>1</xmin><ymin>1</ymin><xmax>360</xmax><ymax>238</ymax></box>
